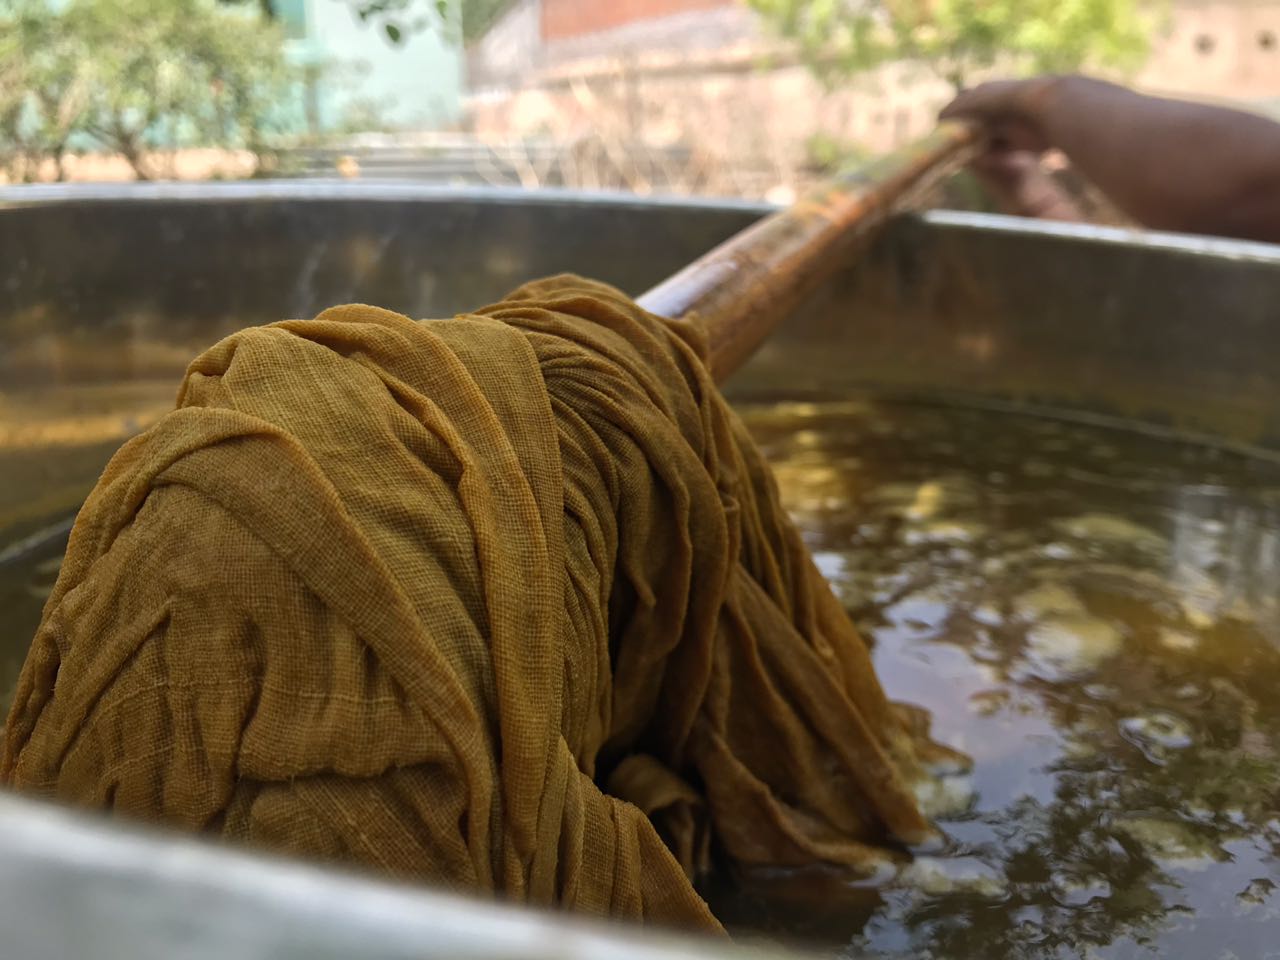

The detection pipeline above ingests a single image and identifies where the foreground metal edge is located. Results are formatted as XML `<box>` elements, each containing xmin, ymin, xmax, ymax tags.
<box><xmin>0</xmin><ymin>179</ymin><xmax>776</xmax><ymax>213</ymax></box>
<box><xmin>0</xmin><ymin>792</ymin><xmax>802</xmax><ymax>960</ymax></box>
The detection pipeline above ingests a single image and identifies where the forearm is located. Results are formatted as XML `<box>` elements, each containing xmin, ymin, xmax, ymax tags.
<box><xmin>976</xmin><ymin>162</ymin><xmax>1085</xmax><ymax>223</ymax></box>
<box><xmin>1039</xmin><ymin>76</ymin><xmax>1280</xmax><ymax>242</ymax></box>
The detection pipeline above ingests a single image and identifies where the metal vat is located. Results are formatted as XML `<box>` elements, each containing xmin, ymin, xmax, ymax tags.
<box><xmin>4</xmin><ymin>183</ymin><xmax>1280</xmax><ymax>959</ymax></box>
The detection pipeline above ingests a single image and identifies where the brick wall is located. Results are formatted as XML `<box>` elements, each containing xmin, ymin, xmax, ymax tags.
<box><xmin>1141</xmin><ymin>0</ymin><xmax>1280</xmax><ymax>100</ymax></box>
<box><xmin>541</xmin><ymin>0</ymin><xmax>735</xmax><ymax>42</ymax></box>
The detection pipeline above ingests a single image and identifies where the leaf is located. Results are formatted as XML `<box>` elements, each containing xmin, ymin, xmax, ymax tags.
<box><xmin>384</xmin><ymin>21</ymin><xmax>402</xmax><ymax>43</ymax></box>
<box><xmin>436</xmin><ymin>0</ymin><xmax>448</xmax><ymax>20</ymax></box>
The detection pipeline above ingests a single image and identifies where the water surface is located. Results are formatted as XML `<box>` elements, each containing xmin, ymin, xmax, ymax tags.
<box><xmin>708</xmin><ymin>399</ymin><xmax>1280</xmax><ymax>959</ymax></box>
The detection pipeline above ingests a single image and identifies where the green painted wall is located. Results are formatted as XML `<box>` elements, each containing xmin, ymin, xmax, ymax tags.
<box><xmin>287</xmin><ymin>0</ymin><xmax>464</xmax><ymax>133</ymax></box>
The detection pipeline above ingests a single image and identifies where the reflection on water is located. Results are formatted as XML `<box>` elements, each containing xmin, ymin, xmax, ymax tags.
<box><xmin>707</xmin><ymin>400</ymin><xmax>1280</xmax><ymax>959</ymax></box>
<box><xmin>0</xmin><ymin>378</ymin><xmax>175</xmax><ymax>711</ymax></box>
<box><xmin>0</xmin><ymin>530</ymin><xmax>66</xmax><ymax>717</ymax></box>
<box><xmin>0</xmin><ymin>381</ymin><xmax>176</xmax><ymax>539</ymax></box>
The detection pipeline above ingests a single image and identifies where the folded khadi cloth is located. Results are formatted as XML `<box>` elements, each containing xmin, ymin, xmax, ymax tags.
<box><xmin>3</xmin><ymin>275</ymin><xmax>938</xmax><ymax>931</ymax></box>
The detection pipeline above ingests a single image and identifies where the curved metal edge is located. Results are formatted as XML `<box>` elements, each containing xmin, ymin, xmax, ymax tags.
<box><xmin>923</xmin><ymin>209</ymin><xmax>1280</xmax><ymax>263</ymax></box>
<box><xmin>0</xmin><ymin>792</ymin><xmax>797</xmax><ymax>960</ymax></box>
<box><xmin>11</xmin><ymin>181</ymin><xmax>1275</xmax><ymax>263</ymax></box>
<box><xmin>637</xmin><ymin>124</ymin><xmax>977</xmax><ymax>382</ymax></box>
<box><xmin>0</xmin><ymin>180</ymin><xmax>778</xmax><ymax>216</ymax></box>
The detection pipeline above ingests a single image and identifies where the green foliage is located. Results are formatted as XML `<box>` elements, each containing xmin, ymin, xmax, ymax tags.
<box><xmin>802</xmin><ymin>130</ymin><xmax>869</xmax><ymax>173</ymax></box>
<box><xmin>0</xmin><ymin>0</ymin><xmax>94</xmax><ymax>181</ymax></box>
<box><xmin>746</xmin><ymin>0</ymin><xmax>1158</xmax><ymax>90</ymax></box>
<box><xmin>0</xmin><ymin>0</ymin><xmax>299</xmax><ymax>181</ymax></box>
<box><xmin>460</xmin><ymin>0</ymin><xmax>514</xmax><ymax>42</ymax></box>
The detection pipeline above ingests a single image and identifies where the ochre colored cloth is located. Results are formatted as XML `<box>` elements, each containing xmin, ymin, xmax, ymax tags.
<box><xmin>2</xmin><ymin>275</ymin><xmax>932</xmax><ymax>930</ymax></box>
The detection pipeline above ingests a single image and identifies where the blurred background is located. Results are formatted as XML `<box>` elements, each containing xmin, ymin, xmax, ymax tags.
<box><xmin>2</xmin><ymin>0</ymin><xmax>1278</xmax><ymax>201</ymax></box>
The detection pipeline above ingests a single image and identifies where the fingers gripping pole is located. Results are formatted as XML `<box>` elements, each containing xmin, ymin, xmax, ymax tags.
<box><xmin>637</xmin><ymin>122</ymin><xmax>978</xmax><ymax>383</ymax></box>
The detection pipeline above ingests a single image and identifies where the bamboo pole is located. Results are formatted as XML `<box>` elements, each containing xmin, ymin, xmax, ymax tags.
<box><xmin>637</xmin><ymin>121</ymin><xmax>978</xmax><ymax>383</ymax></box>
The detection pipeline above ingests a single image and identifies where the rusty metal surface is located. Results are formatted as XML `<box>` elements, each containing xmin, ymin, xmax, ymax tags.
<box><xmin>636</xmin><ymin>123</ymin><xmax>977</xmax><ymax>381</ymax></box>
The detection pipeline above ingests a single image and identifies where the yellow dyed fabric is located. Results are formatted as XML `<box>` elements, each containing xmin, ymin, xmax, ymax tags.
<box><xmin>2</xmin><ymin>275</ymin><xmax>932</xmax><ymax>931</ymax></box>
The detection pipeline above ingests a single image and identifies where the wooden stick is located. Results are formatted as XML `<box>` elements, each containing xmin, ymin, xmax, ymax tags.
<box><xmin>637</xmin><ymin>122</ymin><xmax>978</xmax><ymax>383</ymax></box>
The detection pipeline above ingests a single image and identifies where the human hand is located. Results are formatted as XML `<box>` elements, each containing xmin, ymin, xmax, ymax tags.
<box><xmin>940</xmin><ymin>77</ymin><xmax>1084</xmax><ymax>222</ymax></box>
<box><xmin>940</xmin><ymin>77</ymin><xmax>1064</xmax><ymax>155</ymax></box>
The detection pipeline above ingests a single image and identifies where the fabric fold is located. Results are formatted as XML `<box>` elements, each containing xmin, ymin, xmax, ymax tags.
<box><xmin>4</xmin><ymin>274</ymin><xmax>934</xmax><ymax>932</ymax></box>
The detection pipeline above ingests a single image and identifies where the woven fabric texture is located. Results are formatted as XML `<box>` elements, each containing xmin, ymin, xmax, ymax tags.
<box><xmin>3</xmin><ymin>275</ymin><xmax>932</xmax><ymax>931</ymax></box>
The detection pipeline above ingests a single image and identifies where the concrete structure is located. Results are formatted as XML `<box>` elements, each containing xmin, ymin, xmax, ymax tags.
<box><xmin>279</xmin><ymin>0</ymin><xmax>464</xmax><ymax>133</ymax></box>
<box><xmin>1141</xmin><ymin>0</ymin><xmax>1280</xmax><ymax>105</ymax></box>
<box><xmin>465</xmin><ymin>0</ymin><xmax>1280</xmax><ymax>198</ymax></box>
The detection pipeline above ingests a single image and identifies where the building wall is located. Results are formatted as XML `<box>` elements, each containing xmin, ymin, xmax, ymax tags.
<box><xmin>290</xmin><ymin>0</ymin><xmax>464</xmax><ymax>132</ymax></box>
<box><xmin>468</xmin><ymin>0</ymin><xmax>755</xmax><ymax>92</ymax></box>
<box><xmin>467</xmin><ymin>0</ymin><xmax>1280</xmax><ymax>198</ymax></box>
<box><xmin>473</xmin><ymin>0</ymin><xmax>1280</xmax><ymax>107</ymax></box>
<box><xmin>541</xmin><ymin>0</ymin><xmax>735</xmax><ymax>42</ymax></box>
<box><xmin>469</xmin><ymin>59</ymin><xmax>952</xmax><ymax>180</ymax></box>
<box><xmin>540</xmin><ymin>3</ymin><xmax>759</xmax><ymax>69</ymax></box>
<box><xmin>1141</xmin><ymin>0</ymin><xmax>1280</xmax><ymax>101</ymax></box>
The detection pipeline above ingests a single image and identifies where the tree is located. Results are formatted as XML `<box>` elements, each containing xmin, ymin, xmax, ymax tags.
<box><xmin>746</xmin><ymin>0</ymin><xmax>1158</xmax><ymax>91</ymax></box>
<box><xmin>0</xmin><ymin>0</ymin><xmax>298</xmax><ymax>181</ymax></box>
<box><xmin>85</xmin><ymin>0</ymin><xmax>296</xmax><ymax>179</ymax></box>
<box><xmin>0</xmin><ymin>0</ymin><xmax>94</xmax><ymax>182</ymax></box>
